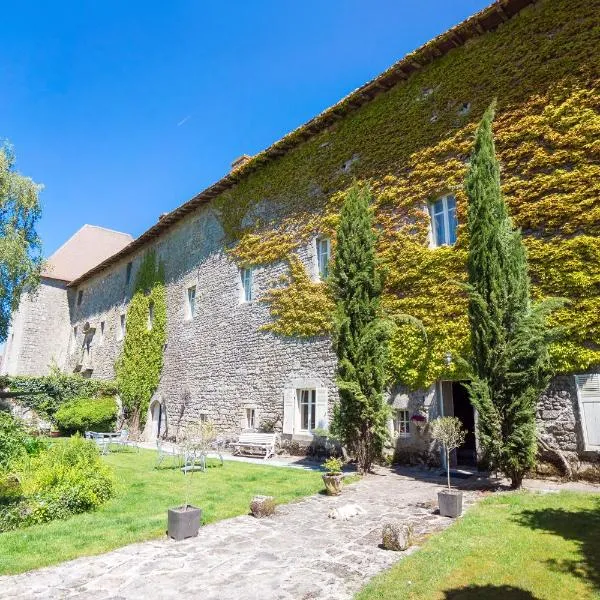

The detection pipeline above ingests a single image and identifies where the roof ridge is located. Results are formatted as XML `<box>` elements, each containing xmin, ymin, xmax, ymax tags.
<box><xmin>67</xmin><ymin>0</ymin><xmax>535</xmax><ymax>288</ymax></box>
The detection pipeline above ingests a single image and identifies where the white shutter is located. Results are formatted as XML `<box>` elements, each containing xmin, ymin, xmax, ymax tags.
<box><xmin>283</xmin><ymin>389</ymin><xmax>296</xmax><ymax>434</ymax></box>
<box><xmin>576</xmin><ymin>374</ymin><xmax>600</xmax><ymax>448</ymax></box>
<box><xmin>240</xmin><ymin>409</ymin><xmax>248</xmax><ymax>430</ymax></box>
<box><xmin>315</xmin><ymin>387</ymin><xmax>329</xmax><ymax>430</ymax></box>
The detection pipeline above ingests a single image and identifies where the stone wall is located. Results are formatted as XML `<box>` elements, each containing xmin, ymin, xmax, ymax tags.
<box><xmin>1</xmin><ymin>278</ymin><xmax>71</xmax><ymax>376</ymax></box>
<box><xmin>67</xmin><ymin>204</ymin><xmax>338</xmax><ymax>440</ymax></box>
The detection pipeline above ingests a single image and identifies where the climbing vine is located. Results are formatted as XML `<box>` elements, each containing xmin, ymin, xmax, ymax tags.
<box><xmin>211</xmin><ymin>0</ymin><xmax>598</xmax><ymax>388</ymax></box>
<box><xmin>115</xmin><ymin>251</ymin><xmax>167</xmax><ymax>430</ymax></box>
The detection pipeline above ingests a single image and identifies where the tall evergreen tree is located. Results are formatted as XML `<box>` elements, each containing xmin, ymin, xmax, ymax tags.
<box><xmin>465</xmin><ymin>103</ymin><xmax>561</xmax><ymax>488</ymax></box>
<box><xmin>330</xmin><ymin>183</ymin><xmax>391</xmax><ymax>474</ymax></box>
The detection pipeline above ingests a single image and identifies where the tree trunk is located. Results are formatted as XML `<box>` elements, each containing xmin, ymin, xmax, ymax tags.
<box><xmin>509</xmin><ymin>470</ymin><xmax>524</xmax><ymax>489</ymax></box>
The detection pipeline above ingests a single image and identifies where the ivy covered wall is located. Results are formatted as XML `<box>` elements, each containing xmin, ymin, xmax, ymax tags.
<box><xmin>208</xmin><ymin>0</ymin><xmax>599</xmax><ymax>390</ymax></box>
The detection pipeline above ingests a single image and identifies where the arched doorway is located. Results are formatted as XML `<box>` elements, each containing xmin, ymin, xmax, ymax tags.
<box><xmin>150</xmin><ymin>400</ymin><xmax>165</xmax><ymax>440</ymax></box>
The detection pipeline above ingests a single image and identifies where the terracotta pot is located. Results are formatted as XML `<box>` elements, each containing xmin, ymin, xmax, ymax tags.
<box><xmin>322</xmin><ymin>473</ymin><xmax>344</xmax><ymax>496</ymax></box>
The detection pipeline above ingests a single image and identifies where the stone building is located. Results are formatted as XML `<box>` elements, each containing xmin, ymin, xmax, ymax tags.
<box><xmin>2</xmin><ymin>0</ymin><xmax>599</xmax><ymax>469</ymax></box>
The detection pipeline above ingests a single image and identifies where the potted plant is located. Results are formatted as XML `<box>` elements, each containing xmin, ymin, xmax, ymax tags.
<box><xmin>322</xmin><ymin>457</ymin><xmax>344</xmax><ymax>495</ymax></box>
<box><xmin>430</xmin><ymin>416</ymin><xmax>467</xmax><ymax>518</ymax></box>
<box><xmin>410</xmin><ymin>411</ymin><xmax>428</xmax><ymax>434</ymax></box>
<box><xmin>167</xmin><ymin>420</ymin><xmax>214</xmax><ymax>540</ymax></box>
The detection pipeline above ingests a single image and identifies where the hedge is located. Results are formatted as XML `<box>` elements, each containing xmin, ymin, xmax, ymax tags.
<box><xmin>54</xmin><ymin>397</ymin><xmax>118</xmax><ymax>435</ymax></box>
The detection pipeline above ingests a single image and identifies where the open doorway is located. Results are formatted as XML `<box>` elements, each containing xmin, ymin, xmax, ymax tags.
<box><xmin>150</xmin><ymin>400</ymin><xmax>164</xmax><ymax>440</ymax></box>
<box><xmin>451</xmin><ymin>382</ymin><xmax>477</xmax><ymax>466</ymax></box>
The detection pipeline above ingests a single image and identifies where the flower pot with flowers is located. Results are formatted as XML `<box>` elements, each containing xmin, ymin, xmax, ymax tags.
<box><xmin>410</xmin><ymin>411</ymin><xmax>428</xmax><ymax>434</ymax></box>
<box><xmin>322</xmin><ymin>457</ymin><xmax>344</xmax><ymax>496</ymax></box>
<box><xmin>430</xmin><ymin>416</ymin><xmax>467</xmax><ymax>518</ymax></box>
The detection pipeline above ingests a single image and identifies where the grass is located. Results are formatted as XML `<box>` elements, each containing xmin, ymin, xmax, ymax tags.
<box><xmin>357</xmin><ymin>490</ymin><xmax>600</xmax><ymax>600</ymax></box>
<box><xmin>0</xmin><ymin>448</ymin><xmax>324</xmax><ymax>575</ymax></box>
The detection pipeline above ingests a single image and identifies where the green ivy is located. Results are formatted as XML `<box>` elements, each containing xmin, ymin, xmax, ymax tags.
<box><xmin>115</xmin><ymin>251</ymin><xmax>166</xmax><ymax>430</ymax></box>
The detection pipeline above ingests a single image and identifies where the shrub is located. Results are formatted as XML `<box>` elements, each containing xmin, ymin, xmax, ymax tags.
<box><xmin>7</xmin><ymin>366</ymin><xmax>118</xmax><ymax>421</ymax></box>
<box><xmin>0</xmin><ymin>412</ymin><xmax>27</xmax><ymax>469</ymax></box>
<box><xmin>54</xmin><ymin>396</ymin><xmax>117</xmax><ymax>434</ymax></box>
<box><xmin>323</xmin><ymin>457</ymin><xmax>343</xmax><ymax>474</ymax></box>
<box><xmin>0</xmin><ymin>436</ymin><xmax>114</xmax><ymax>532</ymax></box>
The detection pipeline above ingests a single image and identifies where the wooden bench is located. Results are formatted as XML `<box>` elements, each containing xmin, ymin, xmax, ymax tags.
<box><xmin>231</xmin><ymin>433</ymin><xmax>278</xmax><ymax>459</ymax></box>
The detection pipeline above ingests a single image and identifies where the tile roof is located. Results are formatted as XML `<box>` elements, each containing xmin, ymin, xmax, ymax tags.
<box><xmin>42</xmin><ymin>225</ymin><xmax>133</xmax><ymax>283</ymax></box>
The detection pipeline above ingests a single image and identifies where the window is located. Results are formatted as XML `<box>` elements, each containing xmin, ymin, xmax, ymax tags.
<box><xmin>77</xmin><ymin>290</ymin><xmax>83</xmax><ymax>306</ymax></box>
<box><xmin>99</xmin><ymin>321</ymin><xmax>105</xmax><ymax>345</ymax></box>
<box><xmin>316</xmin><ymin>237</ymin><xmax>331</xmax><ymax>280</ymax></box>
<box><xmin>199</xmin><ymin>413</ymin><xmax>208</xmax><ymax>423</ymax></box>
<box><xmin>118</xmin><ymin>313</ymin><xmax>126</xmax><ymax>340</ymax></box>
<box><xmin>126</xmin><ymin>262</ymin><xmax>133</xmax><ymax>285</ymax></box>
<box><xmin>148</xmin><ymin>301</ymin><xmax>154</xmax><ymax>330</ymax></box>
<box><xmin>71</xmin><ymin>326</ymin><xmax>78</xmax><ymax>353</ymax></box>
<box><xmin>240</xmin><ymin>268</ymin><xmax>253</xmax><ymax>303</ymax></box>
<box><xmin>429</xmin><ymin>195</ymin><xmax>458</xmax><ymax>247</ymax></box>
<box><xmin>575</xmin><ymin>374</ymin><xmax>600</xmax><ymax>450</ymax></box>
<box><xmin>245</xmin><ymin>408</ymin><xmax>256</xmax><ymax>430</ymax></box>
<box><xmin>186</xmin><ymin>285</ymin><xmax>196</xmax><ymax>319</ymax></box>
<box><xmin>297</xmin><ymin>389</ymin><xmax>316</xmax><ymax>432</ymax></box>
<box><xmin>394</xmin><ymin>409</ymin><xmax>410</xmax><ymax>436</ymax></box>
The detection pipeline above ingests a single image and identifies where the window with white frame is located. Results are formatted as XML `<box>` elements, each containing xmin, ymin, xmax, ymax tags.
<box><xmin>186</xmin><ymin>285</ymin><xmax>196</xmax><ymax>319</ymax></box>
<box><xmin>316</xmin><ymin>237</ymin><xmax>331</xmax><ymax>280</ymax></box>
<box><xmin>297</xmin><ymin>389</ymin><xmax>316</xmax><ymax>432</ymax></box>
<box><xmin>575</xmin><ymin>373</ymin><xmax>600</xmax><ymax>449</ymax></box>
<box><xmin>429</xmin><ymin>194</ymin><xmax>458</xmax><ymax>247</ymax></box>
<box><xmin>245</xmin><ymin>408</ymin><xmax>256</xmax><ymax>430</ymax></box>
<box><xmin>118</xmin><ymin>313</ymin><xmax>126</xmax><ymax>341</ymax></box>
<box><xmin>240</xmin><ymin>268</ymin><xmax>253</xmax><ymax>303</ymax></box>
<box><xmin>394</xmin><ymin>409</ymin><xmax>410</xmax><ymax>436</ymax></box>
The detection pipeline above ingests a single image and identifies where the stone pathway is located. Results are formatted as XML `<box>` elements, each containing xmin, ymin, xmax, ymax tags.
<box><xmin>0</xmin><ymin>469</ymin><xmax>486</xmax><ymax>600</ymax></box>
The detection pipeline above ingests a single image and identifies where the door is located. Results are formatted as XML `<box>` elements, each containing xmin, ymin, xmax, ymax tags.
<box><xmin>576</xmin><ymin>374</ymin><xmax>600</xmax><ymax>450</ymax></box>
<box><xmin>452</xmin><ymin>382</ymin><xmax>477</xmax><ymax>466</ymax></box>
<box><xmin>151</xmin><ymin>402</ymin><xmax>163</xmax><ymax>439</ymax></box>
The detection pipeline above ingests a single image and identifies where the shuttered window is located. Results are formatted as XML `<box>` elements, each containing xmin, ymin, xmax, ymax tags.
<box><xmin>575</xmin><ymin>374</ymin><xmax>600</xmax><ymax>449</ymax></box>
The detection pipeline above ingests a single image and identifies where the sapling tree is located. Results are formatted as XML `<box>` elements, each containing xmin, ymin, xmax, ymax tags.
<box><xmin>430</xmin><ymin>416</ymin><xmax>467</xmax><ymax>490</ymax></box>
<box><xmin>180</xmin><ymin>419</ymin><xmax>217</xmax><ymax>507</ymax></box>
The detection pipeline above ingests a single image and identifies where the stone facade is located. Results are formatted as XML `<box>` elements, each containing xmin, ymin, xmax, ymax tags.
<box><xmin>62</xmin><ymin>206</ymin><xmax>337</xmax><ymax>441</ymax></box>
<box><xmin>2</xmin><ymin>278</ymin><xmax>71</xmax><ymax>376</ymax></box>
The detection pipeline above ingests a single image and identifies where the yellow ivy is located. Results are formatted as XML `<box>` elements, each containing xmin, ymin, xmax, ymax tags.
<box><xmin>209</xmin><ymin>0</ymin><xmax>599</xmax><ymax>387</ymax></box>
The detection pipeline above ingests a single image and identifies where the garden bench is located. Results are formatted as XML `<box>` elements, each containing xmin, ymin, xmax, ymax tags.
<box><xmin>231</xmin><ymin>432</ymin><xmax>278</xmax><ymax>459</ymax></box>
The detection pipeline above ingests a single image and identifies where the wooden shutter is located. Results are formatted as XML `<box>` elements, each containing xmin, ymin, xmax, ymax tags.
<box><xmin>315</xmin><ymin>387</ymin><xmax>329</xmax><ymax>430</ymax></box>
<box><xmin>282</xmin><ymin>389</ymin><xmax>295</xmax><ymax>434</ymax></box>
<box><xmin>576</xmin><ymin>374</ymin><xmax>600</xmax><ymax>448</ymax></box>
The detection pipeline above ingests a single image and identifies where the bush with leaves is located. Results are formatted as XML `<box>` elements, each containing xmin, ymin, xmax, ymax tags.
<box><xmin>8</xmin><ymin>365</ymin><xmax>117</xmax><ymax>422</ymax></box>
<box><xmin>0</xmin><ymin>411</ymin><xmax>28</xmax><ymax>469</ymax></box>
<box><xmin>0</xmin><ymin>436</ymin><xmax>114</xmax><ymax>532</ymax></box>
<box><xmin>54</xmin><ymin>396</ymin><xmax>117</xmax><ymax>434</ymax></box>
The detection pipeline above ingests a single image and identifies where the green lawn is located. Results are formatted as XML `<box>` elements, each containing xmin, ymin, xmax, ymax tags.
<box><xmin>357</xmin><ymin>491</ymin><xmax>600</xmax><ymax>600</ymax></box>
<box><xmin>0</xmin><ymin>449</ymin><xmax>323</xmax><ymax>575</ymax></box>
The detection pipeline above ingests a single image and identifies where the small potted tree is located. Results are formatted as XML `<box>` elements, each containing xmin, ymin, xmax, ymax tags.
<box><xmin>322</xmin><ymin>457</ymin><xmax>344</xmax><ymax>496</ymax></box>
<box><xmin>167</xmin><ymin>420</ymin><xmax>215</xmax><ymax>540</ymax></box>
<box><xmin>430</xmin><ymin>416</ymin><xmax>467</xmax><ymax>518</ymax></box>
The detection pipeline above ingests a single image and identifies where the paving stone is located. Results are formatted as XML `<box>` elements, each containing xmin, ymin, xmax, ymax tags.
<box><xmin>0</xmin><ymin>468</ymin><xmax>483</xmax><ymax>599</ymax></box>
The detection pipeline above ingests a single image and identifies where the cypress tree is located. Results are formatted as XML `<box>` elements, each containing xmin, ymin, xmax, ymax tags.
<box><xmin>330</xmin><ymin>183</ymin><xmax>392</xmax><ymax>474</ymax></box>
<box><xmin>465</xmin><ymin>103</ymin><xmax>561</xmax><ymax>488</ymax></box>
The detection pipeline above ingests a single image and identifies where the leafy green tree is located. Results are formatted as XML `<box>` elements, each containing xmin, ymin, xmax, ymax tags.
<box><xmin>0</xmin><ymin>143</ymin><xmax>43</xmax><ymax>341</ymax></box>
<box><xmin>464</xmin><ymin>103</ymin><xmax>561</xmax><ymax>489</ymax></box>
<box><xmin>115</xmin><ymin>251</ymin><xmax>167</xmax><ymax>432</ymax></box>
<box><xmin>330</xmin><ymin>183</ymin><xmax>392</xmax><ymax>474</ymax></box>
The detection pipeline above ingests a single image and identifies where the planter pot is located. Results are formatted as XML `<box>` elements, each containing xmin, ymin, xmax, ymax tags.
<box><xmin>438</xmin><ymin>489</ymin><xmax>463</xmax><ymax>518</ymax></box>
<box><xmin>322</xmin><ymin>473</ymin><xmax>344</xmax><ymax>496</ymax></box>
<box><xmin>167</xmin><ymin>505</ymin><xmax>202</xmax><ymax>540</ymax></box>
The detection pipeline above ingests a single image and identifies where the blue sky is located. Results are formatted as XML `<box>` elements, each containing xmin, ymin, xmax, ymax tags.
<box><xmin>1</xmin><ymin>1</ymin><xmax>489</xmax><ymax>256</ymax></box>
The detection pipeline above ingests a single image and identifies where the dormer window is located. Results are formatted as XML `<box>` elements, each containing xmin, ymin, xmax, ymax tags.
<box><xmin>429</xmin><ymin>195</ymin><xmax>457</xmax><ymax>247</ymax></box>
<box><xmin>316</xmin><ymin>237</ymin><xmax>331</xmax><ymax>280</ymax></box>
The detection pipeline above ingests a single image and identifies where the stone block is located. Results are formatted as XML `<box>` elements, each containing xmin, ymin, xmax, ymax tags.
<box><xmin>381</xmin><ymin>521</ymin><xmax>413</xmax><ymax>551</ymax></box>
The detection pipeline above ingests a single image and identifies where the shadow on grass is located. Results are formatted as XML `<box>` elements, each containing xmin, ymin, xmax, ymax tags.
<box><xmin>443</xmin><ymin>585</ymin><xmax>539</xmax><ymax>599</ymax></box>
<box><xmin>516</xmin><ymin>496</ymin><xmax>600</xmax><ymax>592</ymax></box>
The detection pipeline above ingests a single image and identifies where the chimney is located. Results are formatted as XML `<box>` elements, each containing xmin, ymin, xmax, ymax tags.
<box><xmin>231</xmin><ymin>154</ymin><xmax>252</xmax><ymax>171</ymax></box>
<box><xmin>158</xmin><ymin>212</ymin><xmax>169</xmax><ymax>221</ymax></box>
